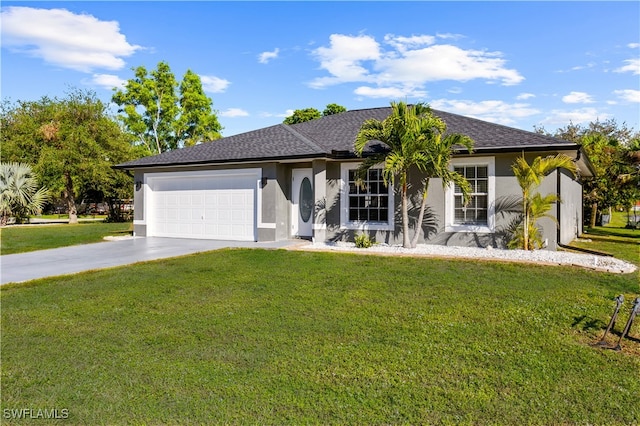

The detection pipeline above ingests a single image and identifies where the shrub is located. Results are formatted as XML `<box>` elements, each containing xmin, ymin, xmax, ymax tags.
<box><xmin>354</xmin><ymin>233</ymin><xmax>374</xmax><ymax>248</ymax></box>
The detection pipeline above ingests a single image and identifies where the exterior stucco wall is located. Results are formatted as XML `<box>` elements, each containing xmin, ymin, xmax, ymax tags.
<box><xmin>130</xmin><ymin>151</ymin><xmax>584</xmax><ymax>249</ymax></box>
<box><xmin>559</xmin><ymin>169</ymin><xmax>583</xmax><ymax>245</ymax></box>
<box><xmin>322</xmin><ymin>153</ymin><xmax>581</xmax><ymax>250</ymax></box>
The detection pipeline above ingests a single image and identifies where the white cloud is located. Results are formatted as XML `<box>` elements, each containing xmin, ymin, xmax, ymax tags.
<box><xmin>613</xmin><ymin>89</ymin><xmax>640</xmax><ymax>103</ymax></box>
<box><xmin>615</xmin><ymin>58</ymin><xmax>640</xmax><ymax>75</ymax></box>
<box><xmin>200</xmin><ymin>75</ymin><xmax>230</xmax><ymax>93</ymax></box>
<box><xmin>383</xmin><ymin>34</ymin><xmax>436</xmax><ymax>51</ymax></box>
<box><xmin>516</xmin><ymin>93</ymin><xmax>535</xmax><ymax>100</ymax></box>
<box><xmin>430</xmin><ymin>99</ymin><xmax>539</xmax><ymax>125</ymax></box>
<box><xmin>258</xmin><ymin>48</ymin><xmax>280</xmax><ymax>64</ymax></box>
<box><xmin>628</xmin><ymin>43</ymin><xmax>640</xmax><ymax>49</ymax></box>
<box><xmin>541</xmin><ymin>108</ymin><xmax>610</xmax><ymax>126</ymax></box>
<box><xmin>220</xmin><ymin>108</ymin><xmax>250</xmax><ymax>118</ymax></box>
<box><xmin>562</xmin><ymin>91</ymin><xmax>595</xmax><ymax>104</ymax></box>
<box><xmin>0</xmin><ymin>6</ymin><xmax>141</xmax><ymax>72</ymax></box>
<box><xmin>260</xmin><ymin>109</ymin><xmax>294</xmax><ymax>118</ymax></box>
<box><xmin>354</xmin><ymin>85</ymin><xmax>426</xmax><ymax>99</ymax></box>
<box><xmin>448</xmin><ymin>87</ymin><xmax>463</xmax><ymax>94</ymax></box>
<box><xmin>89</xmin><ymin>74</ymin><xmax>125</xmax><ymax>90</ymax></box>
<box><xmin>310</xmin><ymin>34</ymin><xmax>381</xmax><ymax>88</ymax></box>
<box><xmin>309</xmin><ymin>33</ymin><xmax>524</xmax><ymax>97</ymax></box>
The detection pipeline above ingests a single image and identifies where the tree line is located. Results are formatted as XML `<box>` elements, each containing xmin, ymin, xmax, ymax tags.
<box><xmin>1</xmin><ymin>60</ymin><xmax>638</xmax><ymax>231</ymax></box>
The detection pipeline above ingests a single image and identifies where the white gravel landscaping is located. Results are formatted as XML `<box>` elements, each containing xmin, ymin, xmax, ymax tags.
<box><xmin>299</xmin><ymin>241</ymin><xmax>637</xmax><ymax>274</ymax></box>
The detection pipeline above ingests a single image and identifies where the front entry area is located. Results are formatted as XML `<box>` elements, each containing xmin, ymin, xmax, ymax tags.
<box><xmin>291</xmin><ymin>168</ymin><xmax>313</xmax><ymax>238</ymax></box>
<box><xmin>145</xmin><ymin>169</ymin><xmax>259</xmax><ymax>241</ymax></box>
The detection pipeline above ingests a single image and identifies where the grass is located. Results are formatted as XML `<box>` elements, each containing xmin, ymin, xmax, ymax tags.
<box><xmin>2</xmin><ymin>249</ymin><xmax>639</xmax><ymax>425</ymax></box>
<box><xmin>569</xmin><ymin>211</ymin><xmax>640</xmax><ymax>267</ymax></box>
<box><xmin>0</xmin><ymin>222</ymin><xmax>132</xmax><ymax>255</ymax></box>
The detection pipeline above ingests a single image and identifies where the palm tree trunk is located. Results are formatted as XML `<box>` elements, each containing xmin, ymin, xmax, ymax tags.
<box><xmin>401</xmin><ymin>181</ymin><xmax>411</xmax><ymax>248</ymax></box>
<box><xmin>523</xmin><ymin>196</ymin><xmax>529</xmax><ymax>250</ymax></box>
<box><xmin>410</xmin><ymin>180</ymin><xmax>430</xmax><ymax>248</ymax></box>
<box><xmin>590</xmin><ymin>202</ymin><xmax>598</xmax><ymax>228</ymax></box>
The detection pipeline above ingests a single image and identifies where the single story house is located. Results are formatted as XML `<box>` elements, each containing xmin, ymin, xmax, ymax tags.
<box><xmin>115</xmin><ymin>107</ymin><xmax>594</xmax><ymax>250</ymax></box>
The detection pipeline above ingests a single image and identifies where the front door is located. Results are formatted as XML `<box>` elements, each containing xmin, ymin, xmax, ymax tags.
<box><xmin>292</xmin><ymin>169</ymin><xmax>313</xmax><ymax>238</ymax></box>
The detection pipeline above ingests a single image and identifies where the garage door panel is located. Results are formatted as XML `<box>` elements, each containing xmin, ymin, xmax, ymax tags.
<box><xmin>148</xmin><ymin>172</ymin><xmax>257</xmax><ymax>241</ymax></box>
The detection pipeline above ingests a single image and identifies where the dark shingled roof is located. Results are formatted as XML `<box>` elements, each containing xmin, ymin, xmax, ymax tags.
<box><xmin>116</xmin><ymin>107</ymin><xmax>579</xmax><ymax>169</ymax></box>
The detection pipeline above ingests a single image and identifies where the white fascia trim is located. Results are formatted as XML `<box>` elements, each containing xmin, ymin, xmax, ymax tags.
<box><xmin>339</xmin><ymin>162</ymin><xmax>395</xmax><ymax>231</ymax></box>
<box><xmin>259</xmin><ymin>223</ymin><xmax>277</xmax><ymax>229</ymax></box>
<box><xmin>133</xmin><ymin>220</ymin><xmax>146</xmax><ymax>225</ymax></box>
<box><xmin>445</xmin><ymin>156</ymin><xmax>495</xmax><ymax>233</ymax></box>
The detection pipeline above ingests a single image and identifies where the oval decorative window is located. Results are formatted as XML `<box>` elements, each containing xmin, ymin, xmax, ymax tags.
<box><xmin>299</xmin><ymin>177</ymin><xmax>313</xmax><ymax>222</ymax></box>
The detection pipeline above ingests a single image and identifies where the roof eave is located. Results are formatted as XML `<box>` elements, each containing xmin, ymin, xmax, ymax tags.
<box><xmin>114</xmin><ymin>153</ymin><xmax>328</xmax><ymax>170</ymax></box>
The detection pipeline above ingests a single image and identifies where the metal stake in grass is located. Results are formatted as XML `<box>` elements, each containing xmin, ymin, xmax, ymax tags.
<box><xmin>613</xmin><ymin>297</ymin><xmax>640</xmax><ymax>352</ymax></box>
<box><xmin>596</xmin><ymin>295</ymin><xmax>624</xmax><ymax>347</ymax></box>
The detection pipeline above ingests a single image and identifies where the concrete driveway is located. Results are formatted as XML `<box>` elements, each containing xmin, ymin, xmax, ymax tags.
<box><xmin>1</xmin><ymin>237</ymin><xmax>299</xmax><ymax>285</ymax></box>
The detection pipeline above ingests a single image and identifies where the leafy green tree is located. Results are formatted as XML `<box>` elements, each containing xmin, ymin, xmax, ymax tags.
<box><xmin>510</xmin><ymin>154</ymin><xmax>577</xmax><ymax>250</ymax></box>
<box><xmin>0</xmin><ymin>162</ymin><xmax>49</xmax><ymax>225</ymax></box>
<box><xmin>283</xmin><ymin>108</ymin><xmax>322</xmax><ymax>125</ymax></box>
<box><xmin>112</xmin><ymin>61</ymin><xmax>222</xmax><ymax>154</ymax></box>
<box><xmin>537</xmin><ymin>119</ymin><xmax>639</xmax><ymax>227</ymax></box>
<box><xmin>354</xmin><ymin>101</ymin><xmax>474</xmax><ymax>248</ymax></box>
<box><xmin>1</xmin><ymin>89</ymin><xmax>135</xmax><ymax>224</ymax></box>
<box><xmin>322</xmin><ymin>103</ymin><xmax>347</xmax><ymax>116</ymax></box>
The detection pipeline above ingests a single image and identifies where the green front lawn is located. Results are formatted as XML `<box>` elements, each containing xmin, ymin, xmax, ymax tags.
<box><xmin>2</xmin><ymin>249</ymin><xmax>638</xmax><ymax>425</ymax></box>
<box><xmin>0</xmin><ymin>222</ymin><xmax>132</xmax><ymax>255</ymax></box>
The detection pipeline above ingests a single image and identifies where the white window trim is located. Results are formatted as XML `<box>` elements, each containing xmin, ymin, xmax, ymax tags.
<box><xmin>445</xmin><ymin>157</ymin><xmax>495</xmax><ymax>233</ymax></box>
<box><xmin>340</xmin><ymin>163</ymin><xmax>395</xmax><ymax>231</ymax></box>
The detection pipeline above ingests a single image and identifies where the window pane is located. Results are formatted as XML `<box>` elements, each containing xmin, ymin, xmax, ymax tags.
<box><xmin>349</xmin><ymin>183</ymin><xmax>357</xmax><ymax>195</ymax></box>
<box><xmin>455</xmin><ymin>209</ymin><xmax>465</xmax><ymax>221</ymax></box>
<box><xmin>477</xmin><ymin>166</ymin><xmax>488</xmax><ymax>178</ymax></box>
<box><xmin>477</xmin><ymin>179</ymin><xmax>488</xmax><ymax>193</ymax></box>
<box><xmin>454</xmin><ymin>167</ymin><xmax>464</xmax><ymax>175</ymax></box>
<box><xmin>465</xmin><ymin>167</ymin><xmax>476</xmax><ymax>178</ymax></box>
<box><xmin>380</xmin><ymin>196</ymin><xmax>388</xmax><ymax>208</ymax></box>
<box><xmin>477</xmin><ymin>210</ymin><xmax>487</xmax><ymax>223</ymax></box>
<box><xmin>476</xmin><ymin>195</ymin><xmax>487</xmax><ymax>209</ymax></box>
<box><xmin>369</xmin><ymin>210</ymin><xmax>379</xmax><ymax>221</ymax></box>
<box><xmin>455</xmin><ymin>196</ymin><xmax>464</xmax><ymax>208</ymax></box>
<box><xmin>380</xmin><ymin>209</ymin><xmax>388</xmax><ymax>221</ymax></box>
<box><xmin>349</xmin><ymin>197</ymin><xmax>359</xmax><ymax>208</ymax></box>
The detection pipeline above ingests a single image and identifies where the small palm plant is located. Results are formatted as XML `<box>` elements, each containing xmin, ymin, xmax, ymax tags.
<box><xmin>0</xmin><ymin>162</ymin><xmax>49</xmax><ymax>225</ymax></box>
<box><xmin>510</xmin><ymin>154</ymin><xmax>577</xmax><ymax>250</ymax></box>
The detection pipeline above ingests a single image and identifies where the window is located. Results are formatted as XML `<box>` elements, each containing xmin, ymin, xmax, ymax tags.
<box><xmin>341</xmin><ymin>164</ymin><xmax>394</xmax><ymax>230</ymax></box>
<box><xmin>446</xmin><ymin>157</ymin><xmax>495</xmax><ymax>233</ymax></box>
<box><xmin>454</xmin><ymin>165</ymin><xmax>488</xmax><ymax>226</ymax></box>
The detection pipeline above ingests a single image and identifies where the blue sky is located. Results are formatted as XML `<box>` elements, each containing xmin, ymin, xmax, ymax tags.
<box><xmin>2</xmin><ymin>1</ymin><xmax>639</xmax><ymax>137</ymax></box>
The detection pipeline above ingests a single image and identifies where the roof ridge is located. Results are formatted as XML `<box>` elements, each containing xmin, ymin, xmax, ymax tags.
<box><xmin>281</xmin><ymin>123</ymin><xmax>326</xmax><ymax>154</ymax></box>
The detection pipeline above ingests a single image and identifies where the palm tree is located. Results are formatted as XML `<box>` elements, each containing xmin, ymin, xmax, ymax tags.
<box><xmin>510</xmin><ymin>154</ymin><xmax>577</xmax><ymax>250</ymax></box>
<box><xmin>354</xmin><ymin>101</ymin><xmax>474</xmax><ymax>248</ymax></box>
<box><xmin>0</xmin><ymin>162</ymin><xmax>49</xmax><ymax>225</ymax></box>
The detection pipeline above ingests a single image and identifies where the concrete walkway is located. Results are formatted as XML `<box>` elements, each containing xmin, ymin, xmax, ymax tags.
<box><xmin>1</xmin><ymin>237</ymin><xmax>299</xmax><ymax>285</ymax></box>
